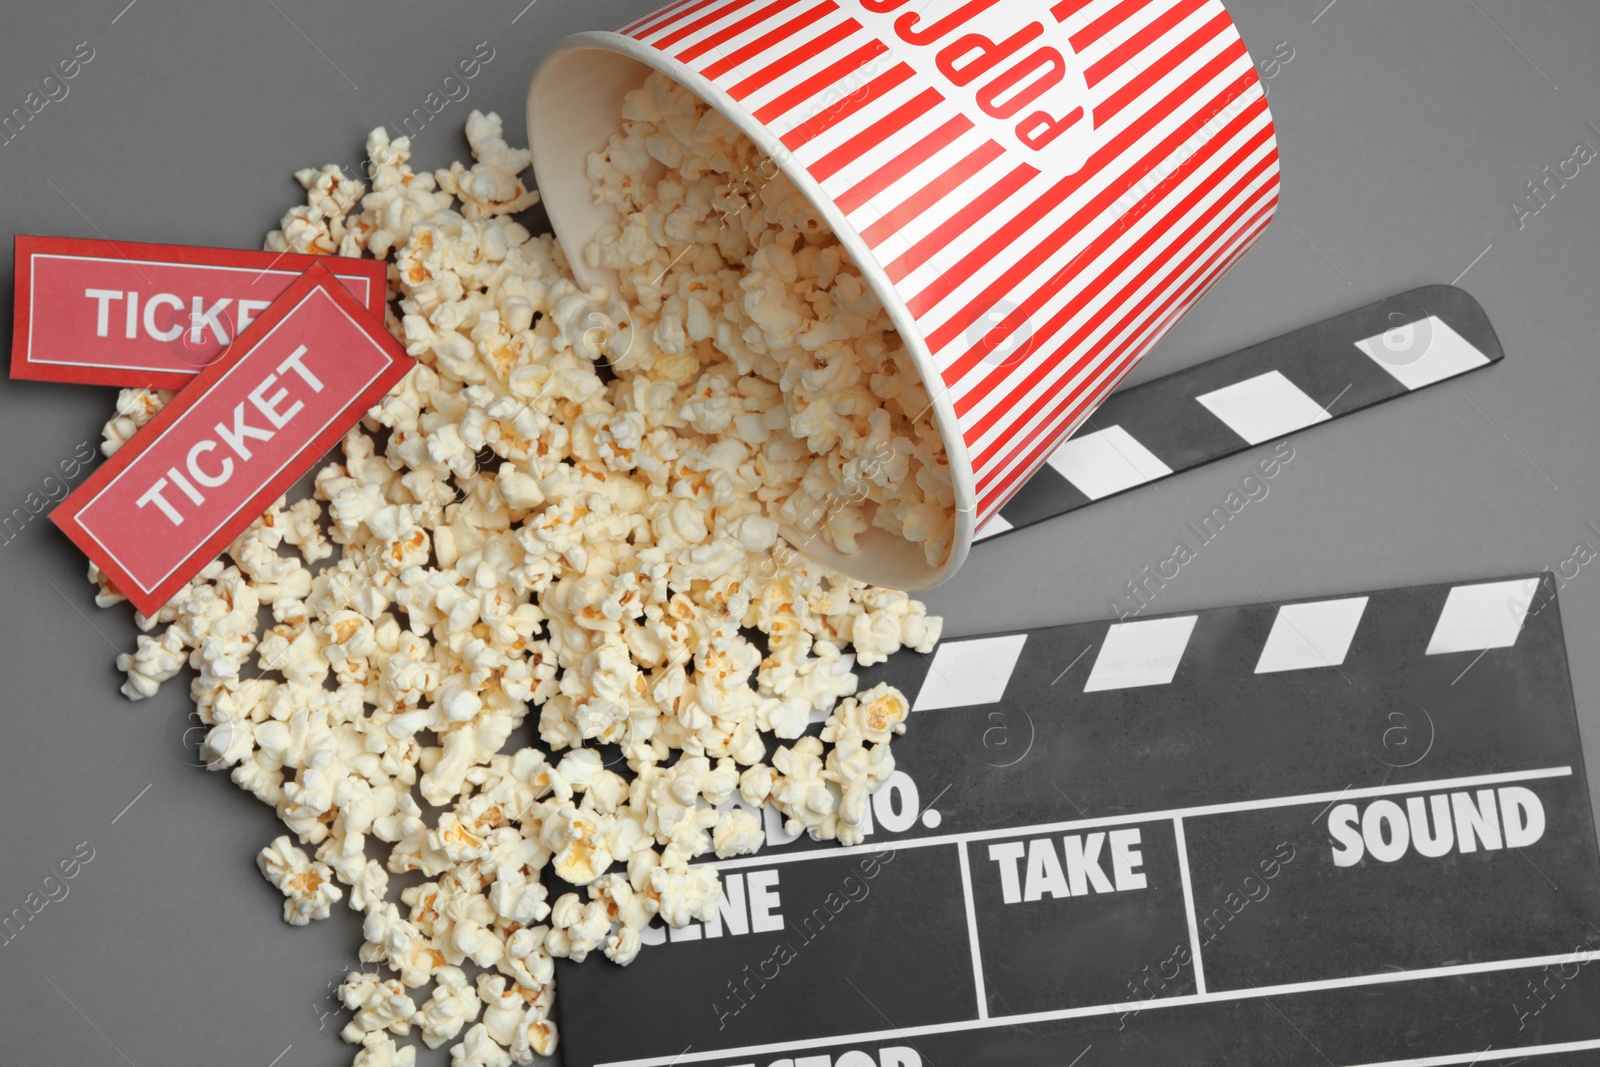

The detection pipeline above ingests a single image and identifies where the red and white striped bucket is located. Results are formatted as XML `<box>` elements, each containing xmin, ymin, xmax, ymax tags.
<box><xmin>528</xmin><ymin>0</ymin><xmax>1279</xmax><ymax>589</ymax></box>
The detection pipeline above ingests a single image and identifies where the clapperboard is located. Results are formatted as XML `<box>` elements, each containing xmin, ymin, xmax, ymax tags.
<box><xmin>976</xmin><ymin>284</ymin><xmax>1502</xmax><ymax>540</ymax></box>
<box><xmin>558</xmin><ymin>573</ymin><xmax>1600</xmax><ymax>1067</ymax></box>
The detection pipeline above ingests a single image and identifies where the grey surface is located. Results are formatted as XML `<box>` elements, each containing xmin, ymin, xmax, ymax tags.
<box><xmin>0</xmin><ymin>2</ymin><xmax>1596</xmax><ymax>1065</ymax></box>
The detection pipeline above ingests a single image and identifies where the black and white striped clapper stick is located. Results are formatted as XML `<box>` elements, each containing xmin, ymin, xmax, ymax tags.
<box><xmin>557</xmin><ymin>572</ymin><xmax>1600</xmax><ymax>1067</ymax></box>
<box><xmin>977</xmin><ymin>284</ymin><xmax>1504</xmax><ymax>541</ymax></box>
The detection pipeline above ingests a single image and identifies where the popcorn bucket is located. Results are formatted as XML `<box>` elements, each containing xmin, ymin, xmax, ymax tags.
<box><xmin>528</xmin><ymin>0</ymin><xmax>1278</xmax><ymax>589</ymax></box>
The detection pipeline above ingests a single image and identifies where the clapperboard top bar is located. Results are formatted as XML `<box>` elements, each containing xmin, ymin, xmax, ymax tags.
<box><xmin>558</xmin><ymin>572</ymin><xmax>1600</xmax><ymax>1067</ymax></box>
<box><xmin>978</xmin><ymin>285</ymin><xmax>1504</xmax><ymax>540</ymax></box>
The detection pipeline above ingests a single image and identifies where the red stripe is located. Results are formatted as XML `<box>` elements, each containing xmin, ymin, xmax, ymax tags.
<box><xmin>803</xmin><ymin>87</ymin><xmax>942</xmax><ymax>182</ymax></box>
<box><xmin>679</xmin><ymin>0</ymin><xmax>794</xmax><ymax>64</ymax></box>
<box><xmin>807</xmin><ymin>86</ymin><xmax>944</xmax><ymax>182</ymax></box>
<box><xmin>623</xmin><ymin>2</ymin><xmax>707</xmax><ymax>38</ymax></box>
<box><xmin>978</xmin><ymin>201</ymin><xmax>1275</xmax><ymax>512</ymax></box>
<box><xmin>958</xmin><ymin>134</ymin><xmax>1277</xmax><ymax>430</ymax></box>
<box><xmin>835</xmin><ymin>115</ymin><xmax>972</xmax><ymax>216</ymax></box>
<box><xmin>963</xmin><ymin>145</ymin><xmax>1278</xmax><ymax>450</ymax></box>
<box><xmin>731</xmin><ymin>18</ymin><xmax>857</xmax><ymax>102</ymax></box>
<box><xmin>983</xmin><ymin>217</ymin><xmax>1268</xmax><ymax>513</ymax></box>
<box><xmin>978</xmin><ymin>202</ymin><xmax>1272</xmax><ymax>508</ymax></box>
<box><xmin>617</xmin><ymin>11</ymin><xmax>653</xmax><ymax>35</ymax></box>
<box><xmin>919</xmin><ymin>42</ymin><xmax>1251</xmax><ymax>324</ymax></box>
<box><xmin>805</xmin><ymin>86</ymin><xmax>944</xmax><ymax>182</ymax></box>
<box><xmin>967</xmin><ymin>160</ymin><xmax>1278</xmax><ymax>470</ymax></box>
<box><xmin>909</xmin><ymin>55</ymin><xmax>1255</xmax><ymax>345</ymax></box>
<box><xmin>885</xmin><ymin>163</ymin><xmax>1039</xmax><ymax>284</ymax></box>
<box><xmin>1097</xmin><ymin>10</ymin><xmax>1233</xmax><ymax>126</ymax></box>
<box><xmin>1051</xmin><ymin>0</ymin><xmax>1098</xmax><ymax>22</ymax></box>
<box><xmin>655</xmin><ymin>0</ymin><xmax>748</xmax><ymax>51</ymax></box>
<box><xmin>1032</xmin><ymin>218</ymin><xmax>1266</xmax><ymax>467</ymax></box>
<box><xmin>780</xmin><ymin>63</ymin><xmax>914</xmax><ymax>151</ymax></box>
<box><xmin>704</xmin><ymin>2</ymin><xmax>838</xmax><ymax>81</ymax></box>
<box><xmin>632</xmin><ymin>3</ymin><xmax>704</xmax><ymax>37</ymax></box>
<box><xmin>932</xmin><ymin>81</ymin><xmax>1264</xmax><ymax>365</ymax></box>
<box><xmin>1072</xmin><ymin>0</ymin><xmax>1160</xmax><ymax>50</ymax></box>
<box><xmin>987</xmin><ymin>209</ymin><xmax>1269</xmax><ymax>496</ymax></box>
<box><xmin>1085</xmin><ymin>0</ymin><xmax>1207</xmax><ymax>87</ymax></box>
<box><xmin>971</xmin><ymin>184</ymin><xmax>1278</xmax><ymax>488</ymax></box>
<box><xmin>884</xmin><ymin>26</ymin><xmax>1242</xmax><ymax>293</ymax></box>
<box><xmin>751</xmin><ymin>39</ymin><xmax>885</xmax><ymax>124</ymax></box>
<box><xmin>933</xmin><ymin>86</ymin><xmax>1266</xmax><ymax>378</ymax></box>
<box><xmin>860</xmin><ymin>140</ymin><xmax>1006</xmax><ymax>249</ymax></box>
<box><xmin>637</xmin><ymin>0</ymin><xmax>725</xmax><ymax>43</ymax></box>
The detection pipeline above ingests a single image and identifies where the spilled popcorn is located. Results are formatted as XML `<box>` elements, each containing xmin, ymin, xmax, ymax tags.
<box><xmin>92</xmin><ymin>106</ymin><xmax>940</xmax><ymax>1065</ymax></box>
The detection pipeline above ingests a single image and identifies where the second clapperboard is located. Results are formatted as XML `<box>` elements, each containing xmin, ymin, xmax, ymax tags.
<box><xmin>559</xmin><ymin>573</ymin><xmax>1600</xmax><ymax>1067</ymax></box>
<box><xmin>975</xmin><ymin>283</ymin><xmax>1502</xmax><ymax>540</ymax></box>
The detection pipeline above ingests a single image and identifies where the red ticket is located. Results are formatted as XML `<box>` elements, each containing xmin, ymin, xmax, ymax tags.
<box><xmin>51</xmin><ymin>264</ymin><xmax>413</xmax><ymax>615</ymax></box>
<box><xmin>11</xmin><ymin>235</ymin><xmax>388</xmax><ymax>389</ymax></box>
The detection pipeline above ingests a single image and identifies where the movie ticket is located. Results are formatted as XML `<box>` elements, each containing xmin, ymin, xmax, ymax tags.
<box><xmin>11</xmin><ymin>234</ymin><xmax>388</xmax><ymax>389</ymax></box>
<box><xmin>51</xmin><ymin>264</ymin><xmax>412</xmax><ymax>615</ymax></box>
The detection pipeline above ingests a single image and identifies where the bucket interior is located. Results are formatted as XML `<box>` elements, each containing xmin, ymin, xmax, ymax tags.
<box><xmin>528</xmin><ymin>46</ymin><xmax>659</xmax><ymax>294</ymax></box>
<box><xmin>528</xmin><ymin>41</ymin><xmax>972</xmax><ymax>591</ymax></box>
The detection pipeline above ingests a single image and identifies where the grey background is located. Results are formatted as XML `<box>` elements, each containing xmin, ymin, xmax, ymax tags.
<box><xmin>0</xmin><ymin>1</ymin><xmax>1596</xmax><ymax>1065</ymax></box>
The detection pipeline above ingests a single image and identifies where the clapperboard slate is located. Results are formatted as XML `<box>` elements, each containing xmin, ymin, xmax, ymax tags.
<box><xmin>558</xmin><ymin>573</ymin><xmax>1600</xmax><ymax>1067</ymax></box>
<box><xmin>976</xmin><ymin>284</ymin><xmax>1503</xmax><ymax>541</ymax></box>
